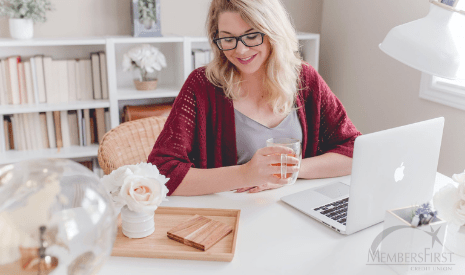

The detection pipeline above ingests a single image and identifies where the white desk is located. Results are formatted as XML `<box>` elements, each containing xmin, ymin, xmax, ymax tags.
<box><xmin>99</xmin><ymin>173</ymin><xmax>465</xmax><ymax>275</ymax></box>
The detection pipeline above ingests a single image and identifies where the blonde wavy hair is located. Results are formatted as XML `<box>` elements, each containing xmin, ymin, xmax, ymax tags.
<box><xmin>205</xmin><ymin>0</ymin><xmax>302</xmax><ymax>115</ymax></box>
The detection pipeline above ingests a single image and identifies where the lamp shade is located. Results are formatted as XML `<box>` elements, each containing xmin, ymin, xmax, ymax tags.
<box><xmin>379</xmin><ymin>1</ymin><xmax>465</xmax><ymax>80</ymax></box>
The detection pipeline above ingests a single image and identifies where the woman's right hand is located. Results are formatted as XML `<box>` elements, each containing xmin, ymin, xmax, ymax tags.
<box><xmin>237</xmin><ymin>146</ymin><xmax>300</xmax><ymax>192</ymax></box>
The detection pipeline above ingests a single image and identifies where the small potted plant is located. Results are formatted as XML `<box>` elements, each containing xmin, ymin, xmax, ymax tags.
<box><xmin>122</xmin><ymin>44</ymin><xmax>167</xmax><ymax>91</ymax></box>
<box><xmin>0</xmin><ymin>0</ymin><xmax>53</xmax><ymax>39</ymax></box>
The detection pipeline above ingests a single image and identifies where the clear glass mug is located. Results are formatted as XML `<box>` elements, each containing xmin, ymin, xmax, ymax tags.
<box><xmin>266</xmin><ymin>138</ymin><xmax>302</xmax><ymax>185</ymax></box>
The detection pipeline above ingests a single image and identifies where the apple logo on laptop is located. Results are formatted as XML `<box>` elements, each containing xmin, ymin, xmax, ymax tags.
<box><xmin>394</xmin><ymin>162</ymin><xmax>405</xmax><ymax>182</ymax></box>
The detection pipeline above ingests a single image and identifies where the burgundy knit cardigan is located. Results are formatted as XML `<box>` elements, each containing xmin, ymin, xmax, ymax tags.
<box><xmin>148</xmin><ymin>63</ymin><xmax>361</xmax><ymax>195</ymax></box>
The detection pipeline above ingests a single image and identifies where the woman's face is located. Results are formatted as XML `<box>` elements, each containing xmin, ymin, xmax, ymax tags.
<box><xmin>217</xmin><ymin>12</ymin><xmax>271</xmax><ymax>77</ymax></box>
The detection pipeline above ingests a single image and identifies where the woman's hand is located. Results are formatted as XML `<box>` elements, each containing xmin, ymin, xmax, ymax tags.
<box><xmin>236</xmin><ymin>146</ymin><xmax>300</xmax><ymax>193</ymax></box>
<box><xmin>236</xmin><ymin>183</ymin><xmax>285</xmax><ymax>193</ymax></box>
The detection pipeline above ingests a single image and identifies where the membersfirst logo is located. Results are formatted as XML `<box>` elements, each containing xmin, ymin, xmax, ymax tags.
<box><xmin>366</xmin><ymin>225</ymin><xmax>454</xmax><ymax>267</ymax></box>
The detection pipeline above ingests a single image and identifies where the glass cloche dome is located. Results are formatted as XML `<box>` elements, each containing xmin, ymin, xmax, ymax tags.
<box><xmin>0</xmin><ymin>158</ymin><xmax>117</xmax><ymax>274</ymax></box>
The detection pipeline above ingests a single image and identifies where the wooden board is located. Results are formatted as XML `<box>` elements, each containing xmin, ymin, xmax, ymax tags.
<box><xmin>111</xmin><ymin>206</ymin><xmax>240</xmax><ymax>262</ymax></box>
<box><xmin>167</xmin><ymin>215</ymin><xmax>233</xmax><ymax>251</ymax></box>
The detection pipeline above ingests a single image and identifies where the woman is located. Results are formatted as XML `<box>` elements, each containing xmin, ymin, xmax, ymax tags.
<box><xmin>148</xmin><ymin>0</ymin><xmax>361</xmax><ymax>196</ymax></box>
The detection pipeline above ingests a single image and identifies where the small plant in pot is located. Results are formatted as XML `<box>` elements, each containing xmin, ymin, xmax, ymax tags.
<box><xmin>122</xmin><ymin>44</ymin><xmax>167</xmax><ymax>91</ymax></box>
<box><xmin>0</xmin><ymin>0</ymin><xmax>53</xmax><ymax>39</ymax></box>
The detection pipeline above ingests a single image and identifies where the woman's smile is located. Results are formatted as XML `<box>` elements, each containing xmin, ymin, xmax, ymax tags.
<box><xmin>237</xmin><ymin>54</ymin><xmax>257</xmax><ymax>64</ymax></box>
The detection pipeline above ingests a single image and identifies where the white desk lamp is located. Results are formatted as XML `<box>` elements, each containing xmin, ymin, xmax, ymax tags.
<box><xmin>379</xmin><ymin>0</ymin><xmax>465</xmax><ymax>80</ymax></box>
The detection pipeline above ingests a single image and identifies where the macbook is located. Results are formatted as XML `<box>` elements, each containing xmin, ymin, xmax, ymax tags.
<box><xmin>280</xmin><ymin>117</ymin><xmax>444</xmax><ymax>235</ymax></box>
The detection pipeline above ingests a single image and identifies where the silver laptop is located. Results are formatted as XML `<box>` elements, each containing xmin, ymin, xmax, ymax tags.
<box><xmin>281</xmin><ymin>117</ymin><xmax>444</xmax><ymax>235</ymax></box>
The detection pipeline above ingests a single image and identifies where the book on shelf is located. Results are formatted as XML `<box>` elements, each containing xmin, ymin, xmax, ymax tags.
<box><xmin>32</xmin><ymin>56</ymin><xmax>47</xmax><ymax>103</ymax></box>
<box><xmin>43</xmin><ymin>56</ymin><xmax>56</xmax><ymax>104</ymax></box>
<box><xmin>29</xmin><ymin>113</ymin><xmax>40</xmax><ymax>150</ymax></box>
<box><xmin>39</xmin><ymin>113</ymin><xmax>49</xmax><ymax>149</ymax></box>
<box><xmin>79</xmin><ymin>59</ymin><xmax>94</xmax><ymax>101</ymax></box>
<box><xmin>67</xmin><ymin>60</ymin><xmax>77</xmax><ymax>102</ymax></box>
<box><xmin>3</xmin><ymin>109</ymin><xmax>109</xmax><ymax>152</ymax></box>
<box><xmin>60</xmin><ymin>110</ymin><xmax>71</xmax><ymax>148</ymax></box>
<box><xmin>3</xmin><ymin>118</ymin><xmax>10</xmax><ymax>150</ymax></box>
<box><xmin>77</xmin><ymin>109</ymin><xmax>84</xmax><ymax>146</ymax></box>
<box><xmin>104</xmin><ymin>109</ymin><xmax>111</xmax><ymax>132</ymax></box>
<box><xmin>91</xmin><ymin>53</ymin><xmax>102</xmax><ymax>100</ymax></box>
<box><xmin>53</xmin><ymin>111</ymin><xmax>63</xmax><ymax>149</ymax></box>
<box><xmin>192</xmin><ymin>49</ymin><xmax>212</xmax><ymax>70</ymax></box>
<box><xmin>6</xmin><ymin>56</ymin><xmax>21</xmax><ymax>105</ymax></box>
<box><xmin>89</xmin><ymin>110</ymin><xmax>96</xmax><ymax>144</ymax></box>
<box><xmin>17</xmin><ymin>62</ymin><xmax>27</xmax><ymax>104</ymax></box>
<box><xmin>46</xmin><ymin>111</ymin><xmax>56</xmax><ymax>149</ymax></box>
<box><xmin>99</xmin><ymin>52</ymin><xmax>109</xmax><ymax>100</ymax></box>
<box><xmin>0</xmin><ymin>59</ymin><xmax>7</xmax><ymax>105</ymax></box>
<box><xmin>68</xmin><ymin>111</ymin><xmax>80</xmax><ymax>146</ymax></box>
<box><xmin>10</xmin><ymin>115</ymin><xmax>19</xmax><ymax>150</ymax></box>
<box><xmin>83</xmin><ymin>109</ymin><xmax>91</xmax><ymax>146</ymax></box>
<box><xmin>35</xmin><ymin>113</ymin><xmax>43</xmax><ymax>149</ymax></box>
<box><xmin>55</xmin><ymin>60</ymin><xmax>69</xmax><ymax>103</ymax></box>
<box><xmin>0</xmin><ymin>53</ymin><xmax>108</xmax><ymax>106</ymax></box>
<box><xmin>4</xmin><ymin>117</ymin><xmax>14</xmax><ymax>150</ymax></box>
<box><xmin>95</xmin><ymin>108</ymin><xmax>106</xmax><ymax>144</ymax></box>
<box><xmin>22</xmin><ymin>113</ymin><xmax>33</xmax><ymax>150</ymax></box>
<box><xmin>24</xmin><ymin>61</ymin><xmax>35</xmax><ymax>105</ymax></box>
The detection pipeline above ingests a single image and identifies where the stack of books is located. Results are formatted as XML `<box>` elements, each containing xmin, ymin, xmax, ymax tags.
<box><xmin>0</xmin><ymin>52</ymin><xmax>109</xmax><ymax>105</ymax></box>
<box><xmin>3</xmin><ymin>108</ymin><xmax>110</xmax><ymax>151</ymax></box>
<box><xmin>192</xmin><ymin>49</ymin><xmax>212</xmax><ymax>70</ymax></box>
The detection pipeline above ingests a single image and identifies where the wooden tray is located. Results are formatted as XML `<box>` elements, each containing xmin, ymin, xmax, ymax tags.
<box><xmin>111</xmin><ymin>206</ymin><xmax>240</xmax><ymax>262</ymax></box>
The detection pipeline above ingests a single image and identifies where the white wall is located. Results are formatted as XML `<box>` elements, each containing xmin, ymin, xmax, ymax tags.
<box><xmin>320</xmin><ymin>0</ymin><xmax>465</xmax><ymax>176</ymax></box>
<box><xmin>0</xmin><ymin>0</ymin><xmax>322</xmax><ymax>38</ymax></box>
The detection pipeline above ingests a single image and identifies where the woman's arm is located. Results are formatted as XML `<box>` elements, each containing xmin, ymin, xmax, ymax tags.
<box><xmin>299</xmin><ymin>152</ymin><xmax>352</xmax><ymax>179</ymax></box>
<box><xmin>172</xmin><ymin>146</ymin><xmax>299</xmax><ymax>196</ymax></box>
<box><xmin>171</xmin><ymin>166</ymin><xmax>245</xmax><ymax>196</ymax></box>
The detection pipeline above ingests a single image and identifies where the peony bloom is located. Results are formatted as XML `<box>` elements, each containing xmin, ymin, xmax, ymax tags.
<box><xmin>433</xmin><ymin>171</ymin><xmax>465</xmax><ymax>226</ymax></box>
<box><xmin>100</xmin><ymin>163</ymin><xmax>169</xmax><ymax>214</ymax></box>
<box><xmin>122</xmin><ymin>44</ymin><xmax>167</xmax><ymax>74</ymax></box>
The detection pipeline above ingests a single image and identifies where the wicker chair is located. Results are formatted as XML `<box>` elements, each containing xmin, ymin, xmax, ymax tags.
<box><xmin>98</xmin><ymin>116</ymin><xmax>167</xmax><ymax>175</ymax></box>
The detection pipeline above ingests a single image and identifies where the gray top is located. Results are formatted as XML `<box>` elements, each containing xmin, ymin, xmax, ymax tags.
<box><xmin>234</xmin><ymin>109</ymin><xmax>303</xmax><ymax>165</ymax></box>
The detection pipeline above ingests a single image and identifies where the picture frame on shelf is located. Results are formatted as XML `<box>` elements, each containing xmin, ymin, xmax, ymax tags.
<box><xmin>131</xmin><ymin>0</ymin><xmax>162</xmax><ymax>37</ymax></box>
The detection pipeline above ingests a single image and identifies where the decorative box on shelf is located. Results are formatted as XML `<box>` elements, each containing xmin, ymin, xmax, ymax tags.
<box><xmin>378</xmin><ymin>206</ymin><xmax>448</xmax><ymax>274</ymax></box>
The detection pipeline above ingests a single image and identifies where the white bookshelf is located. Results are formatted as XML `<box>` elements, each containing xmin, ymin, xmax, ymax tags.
<box><xmin>0</xmin><ymin>32</ymin><xmax>320</xmax><ymax>165</ymax></box>
<box><xmin>0</xmin><ymin>145</ymin><xmax>99</xmax><ymax>165</ymax></box>
<box><xmin>117</xmin><ymin>86</ymin><xmax>180</xmax><ymax>100</ymax></box>
<box><xmin>0</xmin><ymin>100</ymin><xmax>110</xmax><ymax>115</ymax></box>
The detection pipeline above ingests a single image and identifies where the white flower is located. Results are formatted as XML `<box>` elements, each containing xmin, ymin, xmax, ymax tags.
<box><xmin>100</xmin><ymin>163</ymin><xmax>169</xmax><ymax>214</ymax></box>
<box><xmin>452</xmin><ymin>170</ymin><xmax>465</xmax><ymax>184</ymax></box>
<box><xmin>122</xmin><ymin>54</ymin><xmax>133</xmax><ymax>72</ymax></box>
<box><xmin>433</xmin><ymin>183</ymin><xmax>465</xmax><ymax>226</ymax></box>
<box><xmin>459</xmin><ymin>183</ymin><xmax>465</xmax><ymax>201</ymax></box>
<box><xmin>122</xmin><ymin>44</ymin><xmax>167</xmax><ymax>73</ymax></box>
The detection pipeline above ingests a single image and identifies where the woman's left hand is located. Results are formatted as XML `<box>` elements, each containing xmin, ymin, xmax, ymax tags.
<box><xmin>235</xmin><ymin>181</ymin><xmax>287</xmax><ymax>193</ymax></box>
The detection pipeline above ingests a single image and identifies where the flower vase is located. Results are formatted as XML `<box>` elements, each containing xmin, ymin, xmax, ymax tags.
<box><xmin>9</xmin><ymin>18</ymin><xmax>34</xmax><ymax>39</ymax></box>
<box><xmin>133</xmin><ymin>69</ymin><xmax>159</xmax><ymax>91</ymax></box>
<box><xmin>121</xmin><ymin>205</ymin><xmax>155</xmax><ymax>238</ymax></box>
<box><xmin>445</xmin><ymin>224</ymin><xmax>465</xmax><ymax>256</ymax></box>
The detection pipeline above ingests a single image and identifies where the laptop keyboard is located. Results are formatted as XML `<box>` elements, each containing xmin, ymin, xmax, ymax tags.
<box><xmin>313</xmin><ymin>197</ymin><xmax>349</xmax><ymax>226</ymax></box>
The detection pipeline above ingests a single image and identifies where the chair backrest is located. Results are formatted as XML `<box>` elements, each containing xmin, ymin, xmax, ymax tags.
<box><xmin>98</xmin><ymin>116</ymin><xmax>167</xmax><ymax>175</ymax></box>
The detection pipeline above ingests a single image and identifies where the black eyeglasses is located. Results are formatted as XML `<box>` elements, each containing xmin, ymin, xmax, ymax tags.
<box><xmin>213</xmin><ymin>32</ymin><xmax>266</xmax><ymax>51</ymax></box>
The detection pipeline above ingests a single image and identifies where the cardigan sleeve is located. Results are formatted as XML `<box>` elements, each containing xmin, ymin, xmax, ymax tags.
<box><xmin>307</xmin><ymin>65</ymin><xmax>361</xmax><ymax>158</ymax></box>
<box><xmin>147</xmin><ymin>70</ymin><xmax>202</xmax><ymax>196</ymax></box>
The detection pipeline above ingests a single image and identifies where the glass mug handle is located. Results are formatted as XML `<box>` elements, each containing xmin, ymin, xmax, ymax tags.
<box><xmin>280</xmin><ymin>154</ymin><xmax>288</xmax><ymax>179</ymax></box>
